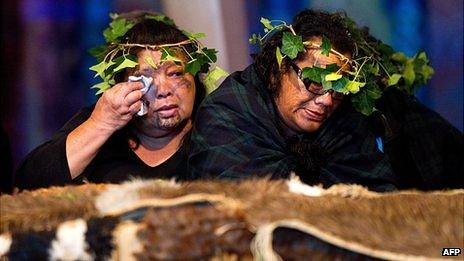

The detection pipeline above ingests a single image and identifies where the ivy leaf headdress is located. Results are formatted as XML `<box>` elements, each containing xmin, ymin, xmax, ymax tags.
<box><xmin>89</xmin><ymin>13</ymin><xmax>228</xmax><ymax>95</ymax></box>
<box><xmin>250</xmin><ymin>16</ymin><xmax>434</xmax><ymax>115</ymax></box>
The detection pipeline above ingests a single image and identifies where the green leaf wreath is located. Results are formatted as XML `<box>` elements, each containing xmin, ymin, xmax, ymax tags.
<box><xmin>250</xmin><ymin>17</ymin><xmax>434</xmax><ymax>115</ymax></box>
<box><xmin>89</xmin><ymin>13</ymin><xmax>228</xmax><ymax>95</ymax></box>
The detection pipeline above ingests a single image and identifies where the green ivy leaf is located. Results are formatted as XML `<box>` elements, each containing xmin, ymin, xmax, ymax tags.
<box><xmin>321</xmin><ymin>35</ymin><xmax>331</xmax><ymax>56</ymax></box>
<box><xmin>365</xmin><ymin>83</ymin><xmax>382</xmax><ymax>99</ymax></box>
<box><xmin>403</xmin><ymin>60</ymin><xmax>415</xmax><ymax>87</ymax></box>
<box><xmin>249</xmin><ymin>33</ymin><xmax>261</xmax><ymax>45</ymax></box>
<box><xmin>161</xmin><ymin>48</ymin><xmax>183</xmax><ymax>64</ymax></box>
<box><xmin>260</xmin><ymin>17</ymin><xmax>273</xmax><ymax>30</ymax></box>
<box><xmin>325</xmin><ymin>63</ymin><xmax>340</xmax><ymax>72</ymax></box>
<box><xmin>325</xmin><ymin>73</ymin><xmax>343</xmax><ymax>82</ymax></box>
<box><xmin>203</xmin><ymin>66</ymin><xmax>229</xmax><ymax>94</ymax></box>
<box><xmin>89</xmin><ymin>60</ymin><xmax>115</xmax><ymax>78</ymax></box>
<box><xmin>103</xmin><ymin>27</ymin><xmax>115</xmax><ymax>43</ymax></box>
<box><xmin>88</xmin><ymin>45</ymin><xmax>107</xmax><ymax>61</ymax></box>
<box><xmin>413</xmin><ymin>51</ymin><xmax>434</xmax><ymax>84</ymax></box>
<box><xmin>370</xmin><ymin>62</ymin><xmax>380</xmax><ymax>75</ymax></box>
<box><xmin>377</xmin><ymin>43</ymin><xmax>394</xmax><ymax>57</ymax></box>
<box><xmin>89</xmin><ymin>61</ymin><xmax>106</xmax><ymax>78</ymax></box>
<box><xmin>276</xmin><ymin>46</ymin><xmax>284</xmax><ymax>68</ymax></box>
<box><xmin>92</xmin><ymin>81</ymin><xmax>112</xmax><ymax>95</ymax></box>
<box><xmin>331</xmin><ymin>77</ymin><xmax>349</xmax><ymax>93</ymax></box>
<box><xmin>185</xmin><ymin>59</ymin><xmax>201</xmax><ymax>76</ymax></box>
<box><xmin>421</xmin><ymin>64</ymin><xmax>434</xmax><ymax>82</ymax></box>
<box><xmin>202</xmin><ymin>48</ymin><xmax>217</xmax><ymax>63</ymax></box>
<box><xmin>321</xmin><ymin>78</ymin><xmax>332</xmax><ymax>91</ymax></box>
<box><xmin>116</xmin><ymin>19</ymin><xmax>134</xmax><ymax>38</ymax></box>
<box><xmin>182</xmin><ymin>30</ymin><xmax>206</xmax><ymax>39</ymax></box>
<box><xmin>416</xmin><ymin>51</ymin><xmax>428</xmax><ymax>62</ymax></box>
<box><xmin>145</xmin><ymin>14</ymin><xmax>175</xmax><ymax>26</ymax></box>
<box><xmin>91</xmin><ymin>81</ymin><xmax>108</xmax><ymax>90</ymax></box>
<box><xmin>111</xmin><ymin>19</ymin><xmax>128</xmax><ymax>37</ymax></box>
<box><xmin>387</xmin><ymin>73</ymin><xmax>402</xmax><ymax>86</ymax></box>
<box><xmin>351</xmin><ymin>89</ymin><xmax>376</xmax><ymax>116</ymax></box>
<box><xmin>345</xmin><ymin>80</ymin><xmax>365</xmax><ymax>94</ymax></box>
<box><xmin>391</xmin><ymin>52</ymin><xmax>407</xmax><ymax>63</ymax></box>
<box><xmin>281</xmin><ymin>32</ymin><xmax>304</xmax><ymax>59</ymax></box>
<box><xmin>113</xmin><ymin>57</ymin><xmax>138</xmax><ymax>73</ymax></box>
<box><xmin>104</xmin><ymin>18</ymin><xmax>134</xmax><ymax>43</ymax></box>
<box><xmin>301</xmin><ymin>66</ymin><xmax>325</xmax><ymax>83</ymax></box>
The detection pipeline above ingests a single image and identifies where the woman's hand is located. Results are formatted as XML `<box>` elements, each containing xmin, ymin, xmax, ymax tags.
<box><xmin>88</xmin><ymin>81</ymin><xmax>144</xmax><ymax>132</ymax></box>
<box><xmin>66</xmin><ymin>82</ymin><xmax>144</xmax><ymax>179</ymax></box>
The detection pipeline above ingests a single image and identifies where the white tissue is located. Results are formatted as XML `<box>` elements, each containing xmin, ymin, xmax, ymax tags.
<box><xmin>128</xmin><ymin>75</ymin><xmax>153</xmax><ymax>116</ymax></box>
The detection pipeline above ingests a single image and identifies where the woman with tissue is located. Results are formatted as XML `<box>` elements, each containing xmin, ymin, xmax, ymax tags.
<box><xmin>15</xmin><ymin>11</ymin><xmax>225</xmax><ymax>189</ymax></box>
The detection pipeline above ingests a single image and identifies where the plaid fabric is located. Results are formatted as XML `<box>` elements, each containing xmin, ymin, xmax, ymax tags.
<box><xmin>189</xmin><ymin>65</ymin><xmax>397</xmax><ymax>191</ymax></box>
<box><xmin>375</xmin><ymin>89</ymin><xmax>464</xmax><ymax>190</ymax></box>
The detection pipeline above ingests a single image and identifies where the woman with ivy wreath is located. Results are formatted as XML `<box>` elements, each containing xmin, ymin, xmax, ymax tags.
<box><xmin>188</xmin><ymin>9</ymin><xmax>463</xmax><ymax>191</ymax></box>
<box><xmin>15</xmin><ymin>11</ymin><xmax>225</xmax><ymax>190</ymax></box>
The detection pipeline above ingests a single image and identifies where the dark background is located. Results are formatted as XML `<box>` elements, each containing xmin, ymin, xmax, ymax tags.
<box><xmin>1</xmin><ymin>0</ymin><xmax>462</xmax><ymax>190</ymax></box>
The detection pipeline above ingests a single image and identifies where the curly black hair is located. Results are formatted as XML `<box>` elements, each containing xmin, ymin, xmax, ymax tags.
<box><xmin>253</xmin><ymin>9</ymin><xmax>356</xmax><ymax>97</ymax></box>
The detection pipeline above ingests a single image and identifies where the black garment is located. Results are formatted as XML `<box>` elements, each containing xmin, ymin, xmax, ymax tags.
<box><xmin>189</xmin><ymin>65</ymin><xmax>397</xmax><ymax>191</ymax></box>
<box><xmin>0</xmin><ymin>124</ymin><xmax>14</xmax><ymax>193</ymax></box>
<box><xmin>371</xmin><ymin>88</ymin><xmax>464</xmax><ymax>190</ymax></box>
<box><xmin>15</xmin><ymin>106</ymin><xmax>188</xmax><ymax>190</ymax></box>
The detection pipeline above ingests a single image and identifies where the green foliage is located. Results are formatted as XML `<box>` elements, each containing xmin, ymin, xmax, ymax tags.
<box><xmin>331</xmin><ymin>77</ymin><xmax>349</xmax><ymax>92</ymax></box>
<box><xmin>89</xmin><ymin>13</ymin><xmax>226</xmax><ymax>95</ymax></box>
<box><xmin>103</xmin><ymin>18</ymin><xmax>134</xmax><ymax>43</ymax></box>
<box><xmin>145</xmin><ymin>14</ymin><xmax>175</xmax><ymax>26</ymax></box>
<box><xmin>89</xmin><ymin>54</ymin><xmax>137</xmax><ymax>94</ymax></box>
<box><xmin>403</xmin><ymin>61</ymin><xmax>415</xmax><ymax>86</ymax></box>
<box><xmin>113</xmin><ymin>57</ymin><xmax>138</xmax><ymax>73</ymax></box>
<box><xmin>184</xmin><ymin>47</ymin><xmax>218</xmax><ymax>76</ymax></box>
<box><xmin>325</xmin><ymin>64</ymin><xmax>340</xmax><ymax>72</ymax></box>
<box><xmin>276</xmin><ymin>46</ymin><xmax>284</xmax><ymax>68</ymax></box>
<box><xmin>249</xmin><ymin>14</ymin><xmax>434</xmax><ymax>115</ymax></box>
<box><xmin>203</xmin><ymin>66</ymin><xmax>229</xmax><ymax>94</ymax></box>
<box><xmin>182</xmin><ymin>30</ymin><xmax>206</xmax><ymax>40</ymax></box>
<box><xmin>301</xmin><ymin>66</ymin><xmax>325</xmax><ymax>83</ymax></box>
<box><xmin>89</xmin><ymin>60</ymin><xmax>114</xmax><ymax>79</ymax></box>
<box><xmin>160</xmin><ymin>47</ymin><xmax>183</xmax><ymax>64</ymax></box>
<box><xmin>321</xmin><ymin>35</ymin><xmax>331</xmax><ymax>56</ymax></box>
<box><xmin>202</xmin><ymin>48</ymin><xmax>218</xmax><ymax>63</ymax></box>
<box><xmin>249</xmin><ymin>15</ymin><xmax>435</xmax><ymax>115</ymax></box>
<box><xmin>88</xmin><ymin>45</ymin><xmax>107</xmax><ymax>62</ymax></box>
<box><xmin>249</xmin><ymin>33</ymin><xmax>261</xmax><ymax>45</ymax></box>
<box><xmin>351</xmin><ymin>83</ymin><xmax>382</xmax><ymax>115</ymax></box>
<box><xmin>260</xmin><ymin>17</ymin><xmax>273</xmax><ymax>31</ymax></box>
<box><xmin>325</xmin><ymin>73</ymin><xmax>342</xmax><ymax>81</ymax></box>
<box><xmin>391</xmin><ymin>52</ymin><xmax>407</xmax><ymax>63</ymax></box>
<box><xmin>185</xmin><ymin>59</ymin><xmax>201</xmax><ymax>76</ymax></box>
<box><xmin>281</xmin><ymin>32</ymin><xmax>304</xmax><ymax>59</ymax></box>
<box><xmin>345</xmin><ymin>80</ymin><xmax>365</xmax><ymax>94</ymax></box>
<box><xmin>387</xmin><ymin>74</ymin><xmax>402</xmax><ymax>86</ymax></box>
